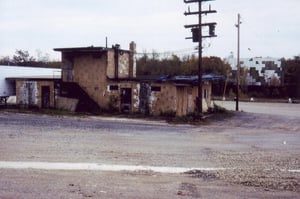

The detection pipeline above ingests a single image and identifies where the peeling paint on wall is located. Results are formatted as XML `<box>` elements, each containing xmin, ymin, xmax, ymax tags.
<box><xmin>18</xmin><ymin>81</ymin><xmax>38</xmax><ymax>106</ymax></box>
<box><xmin>118</xmin><ymin>53</ymin><xmax>130</xmax><ymax>78</ymax></box>
<box><xmin>138</xmin><ymin>83</ymin><xmax>151</xmax><ymax>114</ymax></box>
<box><xmin>133</xmin><ymin>84</ymin><xmax>140</xmax><ymax>110</ymax></box>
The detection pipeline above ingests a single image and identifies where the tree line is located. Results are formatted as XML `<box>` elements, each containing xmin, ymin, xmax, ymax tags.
<box><xmin>0</xmin><ymin>50</ymin><xmax>61</xmax><ymax>68</ymax></box>
<box><xmin>1</xmin><ymin>49</ymin><xmax>299</xmax><ymax>98</ymax></box>
<box><xmin>281</xmin><ymin>56</ymin><xmax>300</xmax><ymax>98</ymax></box>
<box><xmin>1</xmin><ymin>50</ymin><xmax>231</xmax><ymax>76</ymax></box>
<box><xmin>136</xmin><ymin>52</ymin><xmax>231</xmax><ymax>77</ymax></box>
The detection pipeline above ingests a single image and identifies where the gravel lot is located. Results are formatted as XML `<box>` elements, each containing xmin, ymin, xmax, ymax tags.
<box><xmin>0</xmin><ymin>103</ymin><xmax>299</xmax><ymax>198</ymax></box>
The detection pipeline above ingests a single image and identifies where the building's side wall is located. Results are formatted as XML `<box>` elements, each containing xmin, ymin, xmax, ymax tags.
<box><xmin>149</xmin><ymin>83</ymin><xmax>177</xmax><ymax>116</ymax></box>
<box><xmin>105</xmin><ymin>81</ymin><xmax>139</xmax><ymax>112</ymax></box>
<box><xmin>148</xmin><ymin>82</ymin><xmax>212</xmax><ymax>116</ymax></box>
<box><xmin>61</xmin><ymin>55</ymin><xmax>74</xmax><ymax>82</ymax></box>
<box><xmin>118</xmin><ymin>53</ymin><xmax>130</xmax><ymax>79</ymax></box>
<box><xmin>16</xmin><ymin>80</ymin><xmax>55</xmax><ymax>108</ymax></box>
<box><xmin>106</xmin><ymin>51</ymin><xmax>132</xmax><ymax>79</ymax></box>
<box><xmin>61</xmin><ymin>50</ymin><xmax>137</xmax><ymax>111</ymax></box>
<box><xmin>106</xmin><ymin>51</ymin><xmax>115</xmax><ymax>79</ymax></box>
<box><xmin>37</xmin><ymin>81</ymin><xmax>55</xmax><ymax>108</ymax></box>
<box><xmin>72</xmin><ymin>54</ymin><xmax>108</xmax><ymax>107</ymax></box>
<box><xmin>198</xmin><ymin>81</ymin><xmax>212</xmax><ymax>112</ymax></box>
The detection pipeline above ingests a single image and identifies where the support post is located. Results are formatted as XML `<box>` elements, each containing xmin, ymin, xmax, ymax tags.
<box><xmin>184</xmin><ymin>0</ymin><xmax>217</xmax><ymax>114</ymax></box>
<box><xmin>197</xmin><ymin>1</ymin><xmax>203</xmax><ymax>114</ymax></box>
<box><xmin>236</xmin><ymin>13</ymin><xmax>241</xmax><ymax>111</ymax></box>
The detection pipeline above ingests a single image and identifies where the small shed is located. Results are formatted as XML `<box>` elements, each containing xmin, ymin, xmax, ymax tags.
<box><xmin>6</xmin><ymin>76</ymin><xmax>61</xmax><ymax>109</ymax></box>
<box><xmin>137</xmin><ymin>74</ymin><xmax>224</xmax><ymax>116</ymax></box>
<box><xmin>0</xmin><ymin>65</ymin><xmax>61</xmax><ymax>108</ymax></box>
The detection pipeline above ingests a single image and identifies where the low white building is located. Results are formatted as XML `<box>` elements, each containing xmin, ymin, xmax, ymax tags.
<box><xmin>225</xmin><ymin>55</ymin><xmax>282</xmax><ymax>86</ymax></box>
<box><xmin>0</xmin><ymin>65</ymin><xmax>61</xmax><ymax>106</ymax></box>
<box><xmin>0</xmin><ymin>65</ymin><xmax>61</xmax><ymax>97</ymax></box>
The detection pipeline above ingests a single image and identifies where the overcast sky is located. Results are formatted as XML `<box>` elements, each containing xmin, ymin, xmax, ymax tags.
<box><xmin>0</xmin><ymin>0</ymin><xmax>299</xmax><ymax>61</ymax></box>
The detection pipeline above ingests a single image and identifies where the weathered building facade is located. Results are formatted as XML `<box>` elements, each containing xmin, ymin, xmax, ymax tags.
<box><xmin>54</xmin><ymin>42</ymin><xmax>139</xmax><ymax>113</ymax></box>
<box><xmin>54</xmin><ymin>43</ymin><xmax>214</xmax><ymax>116</ymax></box>
<box><xmin>1</xmin><ymin>66</ymin><xmax>61</xmax><ymax>108</ymax></box>
<box><xmin>13</xmin><ymin>77</ymin><xmax>60</xmax><ymax>109</ymax></box>
<box><xmin>3</xmin><ymin>44</ymin><xmax>215</xmax><ymax>115</ymax></box>
<box><xmin>137</xmin><ymin>81</ymin><xmax>211</xmax><ymax>116</ymax></box>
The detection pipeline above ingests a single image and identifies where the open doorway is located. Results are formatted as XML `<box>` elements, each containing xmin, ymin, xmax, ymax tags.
<box><xmin>41</xmin><ymin>86</ymin><xmax>50</xmax><ymax>108</ymax></box>
<box><xmin>120</xmin><ymin>88</ymin><xmax>132</xmax><ymax>113</ymax></box>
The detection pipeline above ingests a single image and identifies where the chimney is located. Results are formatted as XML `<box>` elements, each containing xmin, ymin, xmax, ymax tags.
<box><xmin>129</xmin><ymin>41</ymin><xmax>136</xmax><ymax>78</ymax></box>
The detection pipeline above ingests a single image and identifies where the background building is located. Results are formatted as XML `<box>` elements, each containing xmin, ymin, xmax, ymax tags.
<box><xmin>225</xmin><ymin>54</ymin><xmax>282</xmax><ymax>86</ymax></box>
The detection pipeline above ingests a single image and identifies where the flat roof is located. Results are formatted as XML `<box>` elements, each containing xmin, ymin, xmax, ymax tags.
<box><xmin>6</xmin><ymin>75</ymin><xmax>61</xmax><ymax>81</ymax></box>
<box><xmin>54</xmin><ymin>46</ymin><xmax>130</xmax><ymax>53</ymax></box>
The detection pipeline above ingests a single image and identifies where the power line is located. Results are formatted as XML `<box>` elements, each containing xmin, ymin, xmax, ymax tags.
<box><xmin>184</xmin><ymin>0</ymin><xmax>217</xmax><ymax>114</ymax></box>
<box><xmin>135</xmin><ymin>47</ymin><xmax>198</xmax><ymax>57</ymax></box>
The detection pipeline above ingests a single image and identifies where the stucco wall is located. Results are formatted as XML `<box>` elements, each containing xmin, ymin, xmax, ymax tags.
<box><xmin>62</xmin><ymin>50</ymin><xmax>135</xmax><ymax>111</ymax></box>
<box><xmin>105</xmin><ymin>81</ymin><xmax>139</xmax><ymax>112</ymax></box>
<box><xmin>118</xmin><ymin>53</ymin><xmax>130</xmax><ymax>78</ymax></box>
<box><xmin>106</xmin><ymin>50</ymin><xmax>131</xmax><ymax>79</ymax></box>
<box><xmin>150</xmin><ymin>83</ymin><xmax>177</xmax><ymax>115</ymax></box>
<box><xmin>106</xmin><ymin>51</ymin><xmax>115</xmax><ymax>79</ymax></box>
<box><xmin>16</xmin><ymin>81</ymin><xmax>38</xmax><ymax>107</ymax></box>
<box><xmin>72</xmin><ymin>54</ymin><xmax>107</xmax><ymax>107</ymax></box>
<box><xmin>138</xmin><ymin>82</ymin><xmax>212</xmax><ymax>116</ymax></box>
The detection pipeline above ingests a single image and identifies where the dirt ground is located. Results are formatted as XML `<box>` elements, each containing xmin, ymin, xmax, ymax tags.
<box><xmin>0</xmin><ymin>102</ymin><xmax>299</xmax><ymax>198</ymax></box>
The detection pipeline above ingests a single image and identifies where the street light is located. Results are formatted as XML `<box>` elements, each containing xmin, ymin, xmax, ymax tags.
<box><xmin>235</xmin><ymin>13</ymin><xmax>241</xmax><ymax>111</ymax></box>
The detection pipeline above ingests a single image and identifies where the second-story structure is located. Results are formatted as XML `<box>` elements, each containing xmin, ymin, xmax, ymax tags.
<box><xmin>54</xmin><ymin>42</ymin><xmax>137</xmax><ymax>113</ymax></box>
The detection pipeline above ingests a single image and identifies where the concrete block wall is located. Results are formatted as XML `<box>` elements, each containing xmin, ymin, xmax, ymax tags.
<box><xmin>72</xmin><ymin>54</ymin><xmax>108</xmax><ymax>107</ymax></box>
<box><xmin>106</xmin><ymin>81</ymin><xmax>139</xmax><ymax>112</ymax></box>
<box><xmin>148</xmin><ymin>82</ymin><xmax>212</xmax><ymax>116</ymax></box>
<box><xmin>106</xmin><ymin>50</ymin><xmax>132</xmax><ymax>79</ymax></box>
<box><xmin>149</xmin><ymin>83</ymin><xmax>177</xmax><ymax>115</ymax></box>
<box><xmin>16</xmin><ymin>80</ymin><xmax>55</xmax><ymax>108</ymax></box>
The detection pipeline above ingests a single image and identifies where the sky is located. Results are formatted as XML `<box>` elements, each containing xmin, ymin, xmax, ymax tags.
<box><xmin>0</xmin><ymin>0</ymin><xmax>299</xmax><ymax>61</ymax></box>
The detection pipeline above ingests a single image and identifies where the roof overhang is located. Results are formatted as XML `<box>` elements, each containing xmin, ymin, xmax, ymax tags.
<box><xmin>6</xmin><ymin>75</ymin><xmax>61</xmax><ymax>81</ymax></box>
<box><xmin>54</xmin><ymin>46</ymin><xmax>130</xmax><ymax>54</ymax></box>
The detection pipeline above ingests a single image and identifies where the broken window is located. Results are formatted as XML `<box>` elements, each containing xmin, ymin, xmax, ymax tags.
<box><xmin>109</xmin><ymin>85</ymin><xmax>119</xmax><ymax>91</ymax></box>
<box><xmin>151</xmin><ymin>86</ymin><xmax>161</xmax><ymax>92</ymax></box>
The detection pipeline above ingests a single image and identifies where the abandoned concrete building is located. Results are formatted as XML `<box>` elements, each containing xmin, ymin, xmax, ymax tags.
<box><xmin>53</xmin><ymin>42</ymin><xmax>217</xmax><ymax>116</ymax></box>
<box><xmin>0</xmin><ymin>66</ymin><xmax>61</xmax><ymax>108</ymax></box>
<box><xmin>2</xmin><ymin>43</ymin><xmax>220</xmax><ymax>116</ymax></box>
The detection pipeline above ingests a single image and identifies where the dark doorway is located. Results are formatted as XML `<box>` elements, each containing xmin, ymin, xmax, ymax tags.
<box><xmin>41</xmin><ymin>86</ymin><xmax>50</xmax><ymax>109</ymax></box>
<box><xmin>120</xmin><ymin>88</ymin><xmax>132</xmax><ymax>113</ymax></box>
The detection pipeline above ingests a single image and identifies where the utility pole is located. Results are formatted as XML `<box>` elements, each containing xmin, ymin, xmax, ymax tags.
<box><xmin>184</xmin><ymin>0</ymin><xmax>217</xmax><ymax>114</ymax></box>
<box><xmin>235</xmin><ymin>14</ymin><xmax>241</xmax><ymax>111</ymax></box>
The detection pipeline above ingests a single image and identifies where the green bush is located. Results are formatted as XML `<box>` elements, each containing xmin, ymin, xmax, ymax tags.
<box><xmin>210</xmin><ymin>103</ymin><xmax>227</xmax><ymax>113</ymax></box>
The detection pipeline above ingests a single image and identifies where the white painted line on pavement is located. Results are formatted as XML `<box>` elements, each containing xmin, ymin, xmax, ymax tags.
<box><xmin>0</xmin><ymin>161</ymin><xmax>227</xmax><ymax>174</ymax></box>
<box><xmin>288</xmin><ymin>169</ymin><xmax>300</xmax><ymax>173</ymax></box>
<box><xmin>1</xmin><ymin>162</ymin><xmax>298</xmax><ymax>173</ymax></box>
